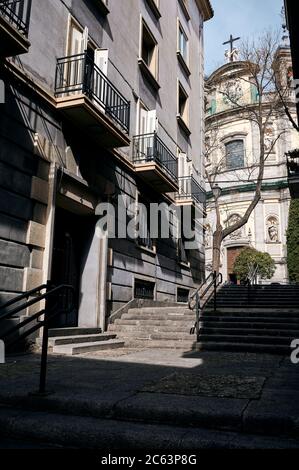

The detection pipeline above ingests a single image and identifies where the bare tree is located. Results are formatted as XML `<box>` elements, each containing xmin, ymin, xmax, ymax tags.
<box><xmin>205</xmin><ymin>31</ymin><xmax>291</xmax><ymax>273</ymax></box>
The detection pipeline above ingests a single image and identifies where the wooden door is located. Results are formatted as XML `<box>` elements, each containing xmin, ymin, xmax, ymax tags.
<box><xmin>227</xmin><ymin>246</ymin><xmax>244</xmax><ymax>284</ymax></box>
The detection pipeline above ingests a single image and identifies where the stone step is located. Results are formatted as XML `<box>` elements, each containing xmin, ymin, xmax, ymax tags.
<box><xmin>48</xmin><ymin>328</ymin><xmax>102</xmax><ymax>338</ymax></box>
<box><xmin>38</xmin><ymin>333</ymin><xmax>117</xmax><ymax>348</ymax></box>
<box><xmin>199</xmin><ymin>320</ymin><xmax>299</xmax><ymax>329</ymax></box>
<box><xmin>122</xmin><ymin>313</ymin><xmax>194</xmax><ymax>321</ymax></box>
<box><xmin>203</xmin><ymin>309</ymin><xmax>299</xmax><ymax>317</ymax></box>
<box><xmin>200</xmin><ymin>327</ymin><xmax>299</xmax><ymax>337</ymax></box>
<box><xmin>198</xmin><ymin>334</ymin><xmax>293</xmax><ymax>346</ymax></box>
<box><xmin>118</xmin><ymin>338</ymin><xmax>196</xmax><ymax>349</ymax></box>
<box><xmin>215</xmin><ymin>296</ymin><xmax>299</xmax><ymax>301</ymax></box>
<box><xmin>118</xmin><ymin>331</ymin><xmax>193</xmax><ymax>341</ymax></box>
<box><xmin>52</xmin><ymin>339</ymin><xmax>125</xmax><ymax>355</ymax></box>
<box><xmin>109</xmin><ymin>315</ymin><xmax>195</xmax><ymax>330</ymax></box>
<box><xmin>212</xmin><ymin>301</ymin><xmax>299</xmax><ymax>308</ymax></box>
<box><xmin>114</xmin><ymin>314</ymin><xmax>195</xmax><ymax>326</ymax></box>
<box><xmin>218</xmin><ymin>286</ymin><xmax>299</xmax><ymax>291</ymax></box>
<box><xmin>109</xmin><ymin>324</ymin><xmax>192</xmax><ymax>333</ymax></box>
<box><xmin>128</xmin><ymin>307</ymin><xmax>190</xmax><ymax>315</ymax></box>
<box><xmin>196</xmin><ymin>341</ymin><xmax>291</xmax><ymax>355</ymax></box>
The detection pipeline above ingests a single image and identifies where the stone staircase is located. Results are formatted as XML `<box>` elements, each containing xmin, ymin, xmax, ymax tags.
<box><xmin>37</xmin><ymin>328</ymin><xmax>125</xmax><ymax>355</ymax></box>
<box><xmin>197</xmin><ymin>284</ymin><xmax>299</xmax><ymax>354</ymax></box>
<box><xmin>109</xmin><ymin>306</ymin><xmax>196</xmax><ymax>349</ymax></box>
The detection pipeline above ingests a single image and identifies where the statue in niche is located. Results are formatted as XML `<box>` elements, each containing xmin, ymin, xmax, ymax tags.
<box><xmin>267</xmin><ymin>217</ymin><xmax>279</xmax><ymax>243</ymax></box>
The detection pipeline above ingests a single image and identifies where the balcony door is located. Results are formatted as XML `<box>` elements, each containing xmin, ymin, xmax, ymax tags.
<box><xmin>93</xmin><ymin>49</ymin><xmax>109</xmax><ymax>112</ymax></box>
<box><xmin>178</xmin><ymin>152</ymin><xmax>191</xmax><ymax>196</ymax></box>
<box><xmin>139</xmin><ymin>106</ymin><xmax>157</xmax><ymax>136</ymax></box>
<box><xmin>66</xmin><ymin>23</ymin><xmax>89</xmax><ymax>94</ymax></box>
<box><xmin>137</xmin><ymin>104</ymin><xmax>157</xmax><ymax>161</ymax></box>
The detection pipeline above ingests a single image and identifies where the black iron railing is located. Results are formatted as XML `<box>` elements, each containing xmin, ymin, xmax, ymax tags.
<box><xmin>189</xmin><ymin>272</ymin><xmax>223</xmax><ymax>339</ymax></box>
<box><xmin>0</xmin><ymin>282</ymin><xmax>75</xmax><ymax>395</ymax></box>
<box><xmin>0</xmin><ymin>0</ymin><xmax>31</xmax><ymax>36</ymax></box>
<box><xmin>55</xmin><ymin>52</ymin><xmax>130</xmax><ymax>134</ymax></box>
<box><xmin>177</xmin><ymin>176</ymin><xmax>206</xmax><ymax>207</ymax></box>
<box><xmin>133</xmin><ymin>133</ymin><xmax>178</xmax><ymax>183</ymax></box>
<box><xmin>287</xmin><ymin>152</ymin><xmax>299</xmax><ymax>177</ymax></box>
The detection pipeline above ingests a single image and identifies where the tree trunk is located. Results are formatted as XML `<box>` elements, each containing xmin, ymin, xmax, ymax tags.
<box><xmin>212</xmin><ymin>230</ymin><xmax>222</xmax><ymax>274</ymax></box>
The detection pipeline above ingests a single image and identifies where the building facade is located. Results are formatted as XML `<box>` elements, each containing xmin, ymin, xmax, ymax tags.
<box><xmin>284</xmin><ymin>0</ymin><xmax>299</xmax><ymax>198</ymax></box>
<box><xmin>0</xmin><ymin>0</ymin><xmax>212</xmax><ymax>331</ymax></box>
<box><xmin>204</xmin><ymin>50</ymin><xmax>299</xmax><ymax>284</ymax></box>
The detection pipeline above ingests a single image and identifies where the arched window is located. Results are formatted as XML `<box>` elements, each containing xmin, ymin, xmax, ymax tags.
<box><xmin>225</xmin><ymin>140</ymin><xmax>245</xmax><ymax>169</ymax></box>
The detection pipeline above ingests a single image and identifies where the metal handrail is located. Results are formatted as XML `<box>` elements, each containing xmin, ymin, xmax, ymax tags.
<box><xmin>0</xmin><ymin>283</ymin><xmax>47</xmax><ymax>312</ymax></box>
<box><xmin>189</xmin><ymin>271</ymin><xmax>223</xmax><ymax>338</ymax></box>
<box><xmin>245</xmin><ymin>263</ymin><xmax>259</xmax><ymax>286</ymax></box>
<box><xmin>176</xmin><ymin>176</ymin><xmax>206</xmax><ymax>206</ymax></box>
<box><xmin>245</xmin><ymin>263</ymin><xmax>259</xmax><ymax>304</ymax></box>
<box><xmin>0</xmin><ymin>0</ymin><xmax>32</xmax><ymax>36</ymax></box>
<box><xmin>55</xmin><ymin>51</ymin><xmax>130</xmax><ymax>134</ymax></box>
<box><xmin>188</xmin><ymin>272</ymin><xmax>214</xmax><ymax>310</ymax></box>
<box><xmin>132</xmin><ymin>132</ymin><xmax>178</xmax><ymax>182</ymax></box>
<box><xmin>0</xmin><ymin>282</ymin><xmax>75</xmax><ymax>395</ymax></box>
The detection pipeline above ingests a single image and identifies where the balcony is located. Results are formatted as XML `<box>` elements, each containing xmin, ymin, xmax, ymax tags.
<box><xmin>176</xmin><ymin>176</ymin><xmax>206</xmax><ymax>210</ymax></box>
<box><xmin>55</xmin><ymin>52</ymin><xmax>131</xmax><ymax>148</ymax></box>
<box><xmin>287</xmin><ymin>151</ymin><xmax>299</xmax><ymax>199</ymax></box>
<box><xmin>0</xmin><ymin>0</ymin><xmax>31</xmax><ymax>57</ymax></box>
<box><xmin>94</xmin><ymin>0</ymin><xmax>110</xmax><ymax>15</ymax></box>
<box><xmin>132</xmin><ymin>133</ymin><xmax>178</xmax><ymax>193</ymax></box>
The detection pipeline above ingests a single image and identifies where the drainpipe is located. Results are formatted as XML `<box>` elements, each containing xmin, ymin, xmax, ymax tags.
<box><xmin>43</xmin><ymin>162</ymin><xmax>58</xmax><ymax>282</ymax></box>
<box><xmin>98</xmin><ymin>230</ymin><xmax>108</xmax><ymax>332</ymax></box>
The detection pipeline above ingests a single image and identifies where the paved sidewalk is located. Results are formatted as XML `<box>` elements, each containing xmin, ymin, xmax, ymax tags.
<box><xmin>0</xmin><ymin>348</ymin><xmax>299</xmax><ymax>448</ymax></box>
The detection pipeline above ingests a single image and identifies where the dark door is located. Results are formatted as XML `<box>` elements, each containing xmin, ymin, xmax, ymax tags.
<box><xmin>50</xmin><ymin>209</ymin><xmax>83</xmax><ymax>328</ymax></box>
<box><xmin>227</xmin><ymin>246</ymin><xmax>244</xmax><ymax>285</ymax></box>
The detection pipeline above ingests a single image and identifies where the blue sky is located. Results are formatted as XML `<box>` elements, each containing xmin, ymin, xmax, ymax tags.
<box><xmin>205</xmin><ymin>0</ymin><xmax>284</xmax><ymax>75</ymax></box>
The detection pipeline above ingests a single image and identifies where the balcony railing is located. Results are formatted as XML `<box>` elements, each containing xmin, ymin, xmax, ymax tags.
<box><xmin>287</xmin><ymin>153</ymin><xmax>299</xmax><ymax>177</ymax></box>
<box><xmin>177</xmin><ymin>176</ymin><xmax>206</xmax><ymax>207</ymax></box>
<box><xmin>0</xmin><ymin>0</ymin><xmax>31</xmax><ymax>36</ymax></box>
<box><xmin>55</xmin><ymin>52</ymin><xmax>130</xmax><ymax>134</ymax></box>
<box><xmin>132</xmin><ymin>133</ymin><xmax>178</xmax><ymax>183</ymax></box>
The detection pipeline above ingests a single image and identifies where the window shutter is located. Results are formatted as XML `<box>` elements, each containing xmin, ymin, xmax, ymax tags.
<box><xmin>82</xmin><ymin>27</ymin><xmax>89</xmax><ymax>52</ymax></box>
<box><xmin>94</xmin><ymin>49</ymin><xmax>109</xmax><ymax>75</ymax></box>
<box><xmin>147</xmin><ymin>110</ymin><xmax>158</xmax><ymax>134</ymax></box>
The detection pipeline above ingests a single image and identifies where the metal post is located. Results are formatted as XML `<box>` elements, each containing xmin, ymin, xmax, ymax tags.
<box><xmin>213</xmin><ymin>271</ymin><xmax>217</xmax><ymax>313</ymax></box>
<box><xmin>196</xmin><ymin>292</ymin><xmax>200</xmax><ymax>340</ymax></box>
<box><xmin>38</xmin><ymin>281</ymin><xmax>50</xmax><ymax>395</ymax></box>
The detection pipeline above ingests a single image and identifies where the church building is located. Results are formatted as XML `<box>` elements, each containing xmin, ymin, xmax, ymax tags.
<box><xmin>204</xmin><ymin>37</ymin><xmax>299</xmax><ymax>284</ymax></box>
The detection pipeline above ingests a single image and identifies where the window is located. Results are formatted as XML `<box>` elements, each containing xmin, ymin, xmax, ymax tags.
<box><xmin>177</xmin><ymin>22</ymin><xmax>189</xmax><ymax>71</ymax></box>
<box><xmin>134</xmin><ymin>279</ymin><xmax>155</xmax><ymax>300</ymax></box>
<box><xmin>225</xmin><ymin>140</ymin><xmax>245</xmax><ymax>169</ymax></box>
<box><xmin>139</xmin><ymin>20</ymin><xmax>159</xmax><ymax>83</ymax></box>
<box><xmin>137</xmin><ymin>195</ymin><xmax>156</xmax><ymax>252</ymax></box>
<box><xmin>178</xmin><ymin>0</ymin><xmax>190</xmax><ymax>20</ymax></box>
<box><xmin>146</xmin><ymin>0</ymin><xmax>161</xmax><ymax>19</ymax></box>
<box><xmin>177</xmin><ymin>288</ymin><xmax>190</xmax><ymax>303</ymax></box>
<box><xmin>177</xmin><ymin>82</ymin><xmax>190</xmax><ymax>134</ymax></box>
